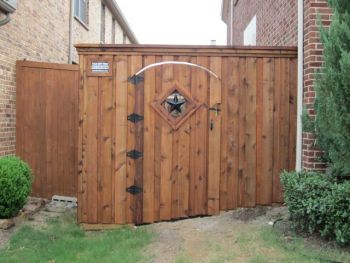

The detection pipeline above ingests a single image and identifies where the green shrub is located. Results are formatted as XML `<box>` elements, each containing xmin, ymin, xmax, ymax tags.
<box><xmin>0</xmin><ymin>156</ymin><xmax>32</xmax><ymax>218</ymax></box>
<box><xmin>281</xmin><ymin>170</ymin><xmax>350</xmax><ymax>246</ymax></box>
<box><xmin>311</xmin><ymin>0</ymin><xmax>350</xmax><ymax>176</ymax></box>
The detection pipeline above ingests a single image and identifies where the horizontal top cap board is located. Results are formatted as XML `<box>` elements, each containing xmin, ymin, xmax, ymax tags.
<box><xmin>75</xmin><ymin>44</ymin><xmax>297</xmax><ymax>58</ymax></box>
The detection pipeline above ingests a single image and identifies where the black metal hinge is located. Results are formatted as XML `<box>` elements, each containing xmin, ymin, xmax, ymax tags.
<box><xmin>127</xmin><ymin>150</ymin><xmax>143</xmax><ymax>160</ymax></box>
<box><xmin>127</xmin><ymin>113</ymin><xmax>144</xmax><ymax>123</ymax></box>
<box><xmin>126</xmin><ymin>185</ymin><xmax>142</xmax><ymax>195</ymax></box>
<box><xmin>128</xmin><ymin>75</ymin><xmax>144</xmax><ymax>85</ymax></box>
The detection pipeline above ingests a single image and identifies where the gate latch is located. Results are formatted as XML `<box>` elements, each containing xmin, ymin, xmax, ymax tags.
<box><xmin>209</xmin><ymin>103</ymin><xmax>221</xmax><ymax>117</ymax></box>
<box><xmin>126</xmin><ymin>185</ymin><xmax>143</xmax><ymax>195</ymax></box>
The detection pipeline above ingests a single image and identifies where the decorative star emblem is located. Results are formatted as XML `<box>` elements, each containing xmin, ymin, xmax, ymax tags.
<box><xmin>166</xmin><ymin>93</ymin><xmax>186</xmax><ymax>114</ymax></box>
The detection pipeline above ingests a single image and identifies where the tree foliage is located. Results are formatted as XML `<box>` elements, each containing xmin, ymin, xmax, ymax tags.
<box><xmin>313</xmin><ymin>0</ymin><xmax>350</xmax><ymax>176</ymax></box>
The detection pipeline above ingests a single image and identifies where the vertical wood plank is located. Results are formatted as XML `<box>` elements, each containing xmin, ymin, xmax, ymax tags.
<box><xmin>115</xmin><ymin>55</ymin><xmax>128</xmax><ymax>224</ymax></box>
<box><xmin>237</xmin><ymin>58</ymin><xmax>247</xmax><ymax>207</ymax></box>
<box><xmin>134</xmin><ymin>58</ymin><xmax>144</xmax><ymax>225</ymax></box>
<box><xmin>85</xmin><ymin>73</ymin><xmax>99</xmax><ymax>223</ymax></box>
<box><xmin>219</xmin><ymin>57</ymin><xmax>228</xmax><ymax>211</ymax></box>
<box><xmin>153</xmin><ymin>56</ymin><xmax>163</xmax><ymax>222</ymax></box>
<box><xmin>44</xmin><ymin>69</ymin><xmax>55</xmax><ymax>198</ymax></box>
<box><xmin>208</xmin><ymin>56</ymin><xmax>222</xmax><ymax>215</ymax></box>
<box><xmin>289</xmin><ymin>58</ymin><xmax>298</xmax><ymax>171</ymax></box>
<box><xmin>170</xmin><ymin>57</ymin><xmax>180</xmax><ymax>219</ymax></box>
<box><xmin>257</xmin><ymin>58</ymin><xmax>275</xmax><ymax>205</ymax></box>
<box><xmin>143</xmin><ymin>55</ymin><xmax>156</xmax><ymax>223</ymax></box>
<box><xmin>273</xmin><ymin>58</ymin><xmax>282</xmax><ymax>203</ymax></box>
<box><xmin>189</xmin><ymin>56</ymin><xmax>197</xmax><ymax>216</ymax></box>
<box><xmin>78</xmin><ymin>56</ymin><xmax>87</xmax><ymax>222</ymax></box>
<box><xmin>194</xmin><ymin>56</ymin><xmax>209</xmax><ymax>215</ymax></box>
<box><xmin>99</xmin><ymin>74</ymin><xmax>113</xmax><ymax>223</ymax></box>
<box><xmin>171</xmin><ymin>57</ymin><xmax>180</xmax><ymax>219</ymax></box>
<box><xmin>111</xmin><ymin>58</ymin><xmax>116</xmax><ymax>223</ymax></box>
<box><xmin>32</xmin><ymin>68</ymin><xmax>45</xmax><ymax>197</ymax></box>
<box><xmin>244</xmin><ymin>57</ymin><xmax>257</xmax><ymax>207</ymax></box>
<box><xmin>159</xmin><ymin>55</ymin><xmax>174</xmax><ymax>221</ymax></box>
<box><xmin>176</xmin><ymin>57</ymin><xmax>191</xmax><ymax>218</ymax></box>
<box><xmin>126</xmin><ymin>55</ymin><xmax>143</xmax><ymax>224</ymax></box>
<box><xmin>226</xmin><ymin>57</ymin><xmax>240</xmax><ymax>210</ymax></box>
<box><xmin>256</xmin><ymin>58</ymin><xmax>263</xmax><ymax>205</ymax></box>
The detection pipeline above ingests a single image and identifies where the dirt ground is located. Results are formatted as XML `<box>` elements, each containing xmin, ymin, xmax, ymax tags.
<box><xmin>144</xmin><ymin>206</ymin><xmax>288</xmax><ymax>263</ymax></box>
<box><xmin>2</xmin><ymin>201</ymin><xmax>347</xmax><ymax>263</ymax></box>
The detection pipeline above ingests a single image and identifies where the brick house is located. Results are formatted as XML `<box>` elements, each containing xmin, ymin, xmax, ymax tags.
<box><xmin>221</xmin><ymin>0</ymin><xmax>332</xmax><ymax>172</ymax></box>
<box><xmin>0</xmin><ymin>0</ymin><xmax>137</xmax><ymax>156</ymax></box>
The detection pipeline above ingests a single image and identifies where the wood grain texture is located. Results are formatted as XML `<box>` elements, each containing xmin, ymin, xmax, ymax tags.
<box><xmin>143</xmin><ymin>56</ymin><xmax>156</xmax><ymax>223</ymax></box>
<box><xmin>16</xmin><ymin>61</ymin><xmax>79</xmax><ymax>200</ymax></box>
<box><xmin>114</xmin><ymin>55</ymin><xmax>128</xmax><ymax>224</ymax></box>
<box><xmin>244</xmin><ymin>58</ymin><xmax>257</xmax><ymax>207</ymax></box>
<box><xmin>207</xmin><ymin>57</ymin><xmax>222</xmax><ymax>215</ymax></box>
<box><xmin>219</xmin><ymin>57</ymin><xmax>228</xmax><ymax>211</ymax></box>
<box><xmin>159</xmin><ymin>56</ymin><xmax>174</xmax><ymax>221</ymax></box>
<box><xmin>226</xmin><ymin>57</ymin><xmax>240</xmax><ymax>210</ymax></box>
<box><xmin>73</xmin><ymin>48</ymin><xmax>298</xmax><ymax>225</ymax></box>
<box><xmin>194</xmin><ymin>56</ymin><xmax>209</xmax><ymax>216</ymax></box>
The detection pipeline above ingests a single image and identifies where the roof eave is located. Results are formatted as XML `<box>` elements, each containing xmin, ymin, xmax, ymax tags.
<box><xmin>221</xmin><ymin>0</ymin><xmax>229</xmax><ymax>24</ymax></box>
<box><xmin>103</xmin><ymin>0</ymin><xmax>138</xmax><ymax>44</ymax></box>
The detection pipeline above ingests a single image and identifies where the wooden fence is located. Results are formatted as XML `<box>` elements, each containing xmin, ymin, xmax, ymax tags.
<box><xmin>16</xmin><ymin>61</ymin><xmax>79</xmax><ymax>198</ymax></box>
<box><xmin>76</xmin><ymin>45</ymin><xmax>298</xmax><ymax>225</ymax></box>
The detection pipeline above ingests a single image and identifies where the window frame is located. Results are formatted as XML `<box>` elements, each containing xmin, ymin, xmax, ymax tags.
<box><xmin>74</xmin><ymin>0</ymin><xmax>89</xmax><ymax>29</ymax></box>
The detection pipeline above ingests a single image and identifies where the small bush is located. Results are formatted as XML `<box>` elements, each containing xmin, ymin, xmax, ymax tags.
<box><xmin>0</xmin><ymin>156</ymin><xmax>32</xmax><ymax>218</ymax></box>
<box><xmin>281</xmin><ymin>170</ymin><xmax>350</xmax><ymax>246</ymax></box>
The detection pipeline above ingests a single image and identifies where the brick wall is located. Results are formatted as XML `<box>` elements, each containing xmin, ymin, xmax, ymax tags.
<box><xmin>71</xmin><ymin>0</ymin><xmax>131</xmax><ymax>62</ymax></box>
<box><xmin>302</xmin><ymin>0</ymin><xmax>332</xmax><ymax>171</ymax></box>
<box><xmin>225</xmin><ymin>0</ymin><xmax>298</xmax><ymax>46</ymax></box>
<box><xmin>0</xmin><ymin>0</ymin><xmax>70</xmax><ymax>156</ymax></box>
<box><xmin>0</xmin><ymin>0</ymin><xmax>134</xmax><ymax>156</ymax></box>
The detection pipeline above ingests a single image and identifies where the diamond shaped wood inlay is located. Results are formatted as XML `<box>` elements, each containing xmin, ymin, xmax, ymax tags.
<box><xmin>151</xmin><ymin>81</ymin><xmax>201</xmax><ymax>130</ymax></box>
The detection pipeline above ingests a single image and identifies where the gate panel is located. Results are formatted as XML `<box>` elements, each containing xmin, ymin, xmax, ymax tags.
<box><xmin>76</xmin><ymin>45</ymin><xmax>298</xmax><ymax>225</ymax></box>
<box><xmin>16</xmin><ymin>61</ymin><xmax>78</xmax><ymax>199</ymax></box>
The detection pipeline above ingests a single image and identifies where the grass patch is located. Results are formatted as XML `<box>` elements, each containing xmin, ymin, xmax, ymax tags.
<box><xmin>174</xmin><ymin>253</ymin><xmax>193</xmax><ymax>263</ymax></box>
<box><xmin>245</xmin><ymin>227</ymin><xmax>350</xmax><ymax>263</ymax></box>
<box><xmin>0</xmin><ymin>213</ymin><xmax>152</xmax><ymax>263</ymax></box>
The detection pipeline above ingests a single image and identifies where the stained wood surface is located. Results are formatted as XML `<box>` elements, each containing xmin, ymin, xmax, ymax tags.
<box><xmin>16</xmin><ymin>61</ymin><xmax>79</xmax><ymax>199</ymax></box>
<box><xmin>76</xmin><ymin>47</ymin><xmax>298</xmax><ymax>224</ymax></box>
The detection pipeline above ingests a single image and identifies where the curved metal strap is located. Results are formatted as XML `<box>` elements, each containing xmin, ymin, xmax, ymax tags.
<box><xmin>134</xmin><ymin>61</ymin><xmax>219</xmax><ymax>79</ymax></box>
<box><xmin>0</xmin><ymin>13</ymin><xmax>11</xmax><ymax>27</ymax></box>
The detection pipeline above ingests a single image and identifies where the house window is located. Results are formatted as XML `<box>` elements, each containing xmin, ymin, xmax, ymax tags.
<box><xmin>74</xmin><ymin>0</ymin><xmax>88</xmax><ymax>25</ymax></box>
<box><xmin>112</xmin><ymin>18</ymin><xmax>116</xmax><ymax>44</ymax></box>
<box><xmin>100</xmin><ymin>3</ymin><xmax>106</xmax><ymax>43</ymax></box>
<box><xmin>244</xmin><ymin>15</ymin><xmax>256</xmax><ymax>46</ymax></box>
